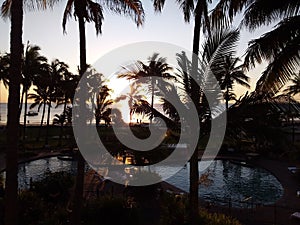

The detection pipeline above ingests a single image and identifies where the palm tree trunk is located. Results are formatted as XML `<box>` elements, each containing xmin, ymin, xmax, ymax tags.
<box><xmin>150</xmin><ymin>77</ymin><xmax>155</xmax><ymax>125</ymax></box>
<box><xmin>59</xmin><ymin>96</ymin><xmax>67</xmax><ymax>146</ymax></box>
<box><xmin>45</xmin><ymin>102</ymin><xmax>51</xmax><ymax>146</ymax></box>
<box><xmin>71</xmin><ymin>8</ymin><xmax>86</xmax><ymax>225</ymax></box>
<box><xmin>37</xmin><ymin>102</ymin><xmax>46</xmax><ymax>141</ymax></box>
<box><xmin>189</xmin><ymin>7</ymin><xmax>201</xmax><ymax>225</ymax></box>
<box><xmin>226</xmin><ymin>85</ymin><xmax>229</xmax><ymax>112</ymax></box>
<box><xmin>5</xmin><ymin>0</ymin><xmax>23</xmax><ymax>224</ymax></box>
<box><xmin>23</xmin><ymin>89</ymin><xmax>28</xmax><ymax>141</ymax></box>
<box><xmin>18</xmin><ymin>87</ymin><xmax>24</xmax><ymax>120</ymax></box>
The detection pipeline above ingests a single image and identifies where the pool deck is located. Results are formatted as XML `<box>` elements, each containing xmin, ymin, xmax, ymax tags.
<box><xmin>1</xmin><ymin>150</ymin><xmax>300</xmax><ymax>224</ymax></box>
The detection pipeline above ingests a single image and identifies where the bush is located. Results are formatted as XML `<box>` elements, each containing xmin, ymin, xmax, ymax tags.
<box><xmin>198</xmin><ymin>209</ymin><xmax>242</xmax><ymax>225</ymax></box>
<box><xmin>31</xmin><ymin>171</ymin><xmax>73</xmax><ymax>203</ymax></box>
<box><xmin>159</xmin><ymin>193</ymin><xmax>241</xmax><ymax>225</ymax></box>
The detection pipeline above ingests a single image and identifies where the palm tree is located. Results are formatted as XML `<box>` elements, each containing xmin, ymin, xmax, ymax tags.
<box><xmin>173</xmin><ymin>28</ymin><xmax>243</xmax><ymax>221</ymax></box>
<box><xmin>44</xmin><ymin>59</ymin><xmax>68</xmax><ymax>146</ymax></box>
<box><xmin>118</xmin><ymin>53</ymin><xmax>174</xmax><ymax>124</ymax></box>
<box><xmin>167</xmin><ymin>1</ymin><xmax>211</xmax><ymax>221</ymax></box>
<box><xmin>115</xmin><ymin>81</ymin><xmax>144</xmax><ymax>125</ymax></box>
<box><xmin>219</xmin><ymin>56</ymin><xmax>250</xmax><ymax>112</ymax></box>
<box><xmin>28</xmin><ymin>86</ymin><xmax>49</xmax><ymax>141</ymax></box>
<box><xmin>1</xmin><ymin>0</ymin><xmax>23</xmax><ymax>223</ymax></box>
<box><xmin>63</xmin><ymin>1</ymin><xmax>144</xmax><ymax>223</ymax></box>
<box><xmin>55</xmin><ymin>65</ymin><xmax>78</xmax><ymax>146</ymax></box>
<box><xmin>20</xmin><ymin>43</ymin><xmax>48</xmax><ymax>141</ymax></box>
<box><xmin>1</xmin><ymin>0</ymin><xmax>58</xmax><ymax>223</ymax></box>
<box><xmin>95</xmin><ymin>85</ymin><xmax>113</xmax><ymax>126</ymax></box>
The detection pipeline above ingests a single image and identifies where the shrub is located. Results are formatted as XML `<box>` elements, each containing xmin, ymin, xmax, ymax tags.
<box><xmin>31</xmin><ymin>171</ymin><xmax>73</xmax><ymax>203</ymax></box>
<box><xmin>199</xmin><ymin>209</ymin><xmax>242</xmax><ymax>225</ymax></box>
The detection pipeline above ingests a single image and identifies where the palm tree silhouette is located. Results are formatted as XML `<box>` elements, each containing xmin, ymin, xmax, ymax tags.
<box><xmin>29</xmin><ymin>59</ymin><xmax>68</xmax><ymax>145</ymax></box>
<box><xmin>28</xmin><ymin>86</ymin><xmax>49</xmax><ymax>141</ymax></box>
<box><xmin>62</xmin><ymin>1</ymin><xmax>144</xmax><ymax>223</ymax></box>
<box><xmin>20</xmin><ymin>43</ymin><xmax>48</xmax><ymax>141</ymax></box>
<box><xmin>1</xmin><ymin>1</ymin><xmax>23</xmax><ymax>223</ymax></box>
<box><xmin>115</xmin><ymin>81</ymin><xmax>144</xmax><ymax>125</ymax></box>
<box><xmin>55</xmin><ymin>70</ymin><xmax>79</xmax><ymax>146</ymax></box>
<box><xmin>1</xmin><ymin>0</ymin><xmax>58</xmax><ymax>222</ymax></box>
<box><xmin>118</xmin><ymin>53</ymin><xmax>174</xmax><ymax>124</ymax></box>
<box><xmin>95</xmin><ymin>85</ymin><xmax>113</xmax><ymax>126</ymax></box>
<box><xmin>220</xmin><ymin>56</ymin><xmax>250</xmax><ymax>112</ymax></box>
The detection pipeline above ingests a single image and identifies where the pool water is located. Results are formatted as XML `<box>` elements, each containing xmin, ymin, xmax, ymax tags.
<box><xmin>0</xmin><ymin>157</ymin><xmax>283</xmax><ymax>208</ymax></box>
<box><xmin>165</xmin><ymin>160</ymin><xmax>284</xmax><ymax>207</ymax></box>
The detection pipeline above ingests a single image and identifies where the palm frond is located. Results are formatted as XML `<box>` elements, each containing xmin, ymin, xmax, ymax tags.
<box><xmin>86</xmin><ymin>0</ymin><xmax>104</xmax><ymax>35</ymax></box>
<box><xmin>242</xmin><ymin>0</ymin><xmax>300</xmax><ymax>31</ymax></box>
<box><xmin>244</xmin><ymin>15</ymin><xmax>300</xmax><ymax>69</ymax></box>
<box><xmin>255</xmin><ymin>38</ymin><xmax>300</xmax><ymax>95</ymax></box>
<box><xmin>1</xmin><ymin>0</ymin><xmax>11</xmax><ymax>18</ymax></box>
<box><xmin>103</xmin><ymin>0</ymin><xmax>144</xmax><ymax>26</ymax></box>
<box><xmin>175</xmin><ymin>0</ymin><xmax>194</xmax><ymax>23</ymax></box>
<box><xmin>62</xmin><ymin>0</ymin><xmax>75</xmax><ymax>33</ymax></box>
<box><xmin>152</xmin><ymin>0</ymin><xmax>165</xmax><ymax>12</ymax></box>
<box><xmin>209</xmin><ymin>0</ymin><xmax>248</xmax><ymax>30</ymax></box>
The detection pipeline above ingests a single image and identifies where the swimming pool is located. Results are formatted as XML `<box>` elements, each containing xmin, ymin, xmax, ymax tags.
<box><xmin>165</xmin><ymin>160</ymin><xmax>284</xmax><ymax>207</ymax></box>
<box><xmin>0</xmin><ymin>157</ymin><xmax>283</xmax><ymax>208</ymax></box>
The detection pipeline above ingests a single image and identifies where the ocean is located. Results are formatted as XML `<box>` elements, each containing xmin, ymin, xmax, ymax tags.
<box><xmin>0</xmin><ymin>103</ymin><xmax>66</xmax><ymax>126</ymax></box>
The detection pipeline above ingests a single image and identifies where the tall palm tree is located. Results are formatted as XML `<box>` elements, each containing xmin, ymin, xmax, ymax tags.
<box><xmin>62</xmin><ymin>1</ymin><xmax>144</xmax><ymax>223</ymax></box>
<box><xmin>44</xmin><ymin>59</ymin><xmax>68</xmax><ymax>146</ymax></box>
<box><xmin>1</xmin><ymin>0</ymin><xmax>58</xmax><ymax>223</ymax></box>
<box><xmin>28</xmin><ymin>86</ymin><xmax>49</xmax><ymax>141</ymax></box>
<box><xmin>55</xmin><ymin>71</ymin><xmax>79</xmax><ymax>146</ymax></box>
<box><xmin>154</xmin><ymin>1</ymin><xmax>213</xmax><ymax>221</ymax></box>
<box><xmin>20</xmin><ymin>43</ymin><xmax>48</xmax><ymax>141</ymax></box>
<box><xmin>1</xmin><ymin>0</ymin><xmax>23</xmax><ymax>223</ymax></box>
<box><xmin>118</xmin><ymin>53</ymin><xmax>174</xmax><ymax>124</ymax></box>
<box><xmin>95</xmin><ymin>85</ymin><xmax>113</xmax><ymax>126</ymax></box>
<box><xmin>174</xmin><ymin>27</ymin><xmax>242</xmax><ymax>221</ymax></box>
<box><xmin>115</xmin><ymin>82</ymin><xmax>144</xmax><ymax>125</ymax></box>
<box><xmin>219</xmin><ymin>56</ymin><xmax>250</xmax><ymax>112</ymax></box>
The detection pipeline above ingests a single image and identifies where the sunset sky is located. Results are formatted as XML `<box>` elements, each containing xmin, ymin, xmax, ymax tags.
<box><xmin>0</xmin><ymin>0</ymin><xmax>275</xmax><ymax>103</ymax></box>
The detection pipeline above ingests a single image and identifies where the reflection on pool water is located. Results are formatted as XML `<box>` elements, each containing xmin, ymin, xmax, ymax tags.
<box><xmin>165</xmin><ymin>160</ymin><xmax>284</xmax><ymax>207</ymax></box>
<box><xmin>0</xmin><ymin>157</ymin><xmax>283</xmax><ymax>208</ymax></box>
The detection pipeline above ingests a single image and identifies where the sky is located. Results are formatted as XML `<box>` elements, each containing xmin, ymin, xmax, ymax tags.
<box><xmin>0</xmin><ymin>0</ymin><xmax>274</xmax><ymax>103</ymax></box>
